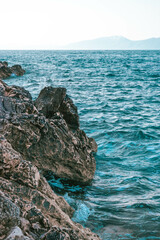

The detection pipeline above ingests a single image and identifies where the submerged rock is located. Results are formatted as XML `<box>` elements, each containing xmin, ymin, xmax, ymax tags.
<box><xmin>0</xmin><ymin>74</ymin><xmax>100</xmax><ymax>239</ymax></box>
<box><xmin>0</xmin><ymin>61</ymin><xmax>25</xmax><ymax>79</ymax></box>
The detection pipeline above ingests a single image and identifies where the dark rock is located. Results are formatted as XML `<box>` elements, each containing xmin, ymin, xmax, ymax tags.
<box><xmin>35</xmin><ymin>87</ymin><xmax>79</xmax><ymax>130</ymax></box>
<box><xmin>0</xmin><ymin>61</ymin><xmax>8</xmax><ymax>67</ymax></box>
<box><xmin>0</xmin><ymin>65</ymin><xmax>12</xmax><ymax>79</ymax></box>
<box><xmin>11</xmin><ymin>65</ymin><xmax>25</xmax><ymax>76</ymax></box>
<box><xmin>41</xmin><ymin>227</ymin><xmax>70</xmax><ymax>240</ymax></box>
<box><xmin>34</xmin><ymin>87</ymin><xmax>66</xmax><ymax>118</ymax></box>
<box><xmin>59</xmin><ymin>94</ymin><xmax>79</xmax><ymax>130</ymax></box>
<box><xmin>0</xmin><ymin>62</ymin><xmax>25</xmax><ymax>79</ymax></box>
<box><xmin>89</xmin><ymin>137</ymin><xmax>98</xmax><ymax>152</ymax></box>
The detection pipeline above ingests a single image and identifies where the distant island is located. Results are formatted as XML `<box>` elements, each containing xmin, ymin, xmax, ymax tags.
<box><xmin>63</xmin><ymin>36</ymin><xmax>160</xmax><ymax>50</ymax></box>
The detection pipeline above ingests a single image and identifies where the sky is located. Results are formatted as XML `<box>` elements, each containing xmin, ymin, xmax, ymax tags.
<box><xmin>0</xmin><ymin>0</ymin><xmax>160</xmax><ymax>49</ymax></box>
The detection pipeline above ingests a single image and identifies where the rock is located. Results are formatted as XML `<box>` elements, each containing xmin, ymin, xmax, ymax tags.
<box><xmin>0</xmin><ymin>65</ymin><xmax>12</xmax><ymax>79</ymax></box>
<box><xmin>20</xmin><ymin>218</ymin><xmax>30</xmax><ymax>233</ymax></box>
<box><xmin>1</xmin><ymin>81</ymin><xmax>97</xmax><ymax>184</ymax></box>
<box><xmin>89</xmin><ymin>137</ymin><xmax>98</xmax><ymax>153</ymax></box>
<box><xmin>40</xmin><ymin>227</ymin><xmax>71</xmax><ymax>240</ymax></box>
<box><xmin>4</xmin><ymin>113</ymin><xmax>96</xmax><ymax>183</ymax></box>
<box><xmin>35</xmin><ymin>87</ymin><xmax>79</xmax><ymax>130</ymax></box>
<box><xmin>0</xmin><ymin>79</ymin><xmax>36</xmax><ymax>121</ymax></box>
<box><xmin>0</xmin><ymin>191</ymin><xmax>20</xmax><ymax>238</ymax></box>
<box><xmin>5</xmin><ymin>226</ymin><xmax>31</xmax><ymax>240</ymax></box>
<box><xmin>0</xmin><ymin>138</ymin><xmax>100</xmax><ymax>240</ymax></box>
<box><xmin>34</xmin><ymin>87</ymin><xmax>66</xmax><ymax>118</ymax></box>
<box><xmin>59</xmin><ymin>94</ymin><xmax>79</xmax><ymax>130</ymax></box>
<box><xmin>0</xmin><ymin>62</ymin><xmax>25</xmax><ymax>79</ymax></box>
<box><xmin>0</xmin><ymin>61</ymin><xmax>8</xmax><ymax>67</ymax></box>
<box><xmin>0</xmin><ymin>76</ymin><xmax>100</xmax><ymax>239</ymax></box>
<box><xmin>11</xmin><ymin>65</ymin><xmax>25</xmax><ymax>76</ymax></box>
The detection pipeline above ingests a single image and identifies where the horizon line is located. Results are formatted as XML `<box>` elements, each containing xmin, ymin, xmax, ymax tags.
<box><xmin>0</xmin><ymin>49</ymin><xmax>160</xmax><ymax>51</ymax></box>
<box><xmin>0</xmin><ymin>36</ymin><xmax>160</xmax><ymax>51</ymax></box>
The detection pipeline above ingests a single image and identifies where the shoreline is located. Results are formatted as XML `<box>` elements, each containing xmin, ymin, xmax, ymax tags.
<box><xmin>0</xmin><ymin>62</ymin><xmax>100</xmax><ymax>240</ymax></box>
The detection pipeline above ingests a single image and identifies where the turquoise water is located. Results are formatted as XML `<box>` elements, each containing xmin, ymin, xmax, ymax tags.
<box><xmin>1</xmin><ymin>50</ymin><xmax>160</xmax><ymax>239</ymax></box>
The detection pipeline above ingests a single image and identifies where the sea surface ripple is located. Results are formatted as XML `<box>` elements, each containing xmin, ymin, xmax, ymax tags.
<box><xmin>1</xmin><ymin>50</ymin><xmax>160</xmax><ymax>240</ymax></box>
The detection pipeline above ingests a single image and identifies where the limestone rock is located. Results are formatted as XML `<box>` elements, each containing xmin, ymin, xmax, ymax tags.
<box><xmin>0</xmin><ymin>138</ymin><xmax>100</xmax><ymax>240</ymax></box>
<box><xmin>0</xmin><ymin>74</ymin><xmax>100</xmax><ymax>239</ymax></box>
<box><xmin>0</xmin><ymin>80</ymin><xmax>97</xmax><ymax>184</ymax></box>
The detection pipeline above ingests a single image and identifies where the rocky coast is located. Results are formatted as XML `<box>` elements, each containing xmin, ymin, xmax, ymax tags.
<box><xmin>0</xmin><ymin>62</ymin><xmax>100</xmax><ymax>240</ymax></box>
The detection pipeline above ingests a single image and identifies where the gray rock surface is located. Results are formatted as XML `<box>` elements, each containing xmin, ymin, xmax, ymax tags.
<box><xmin>5</xmin><ymin>226</ymin><xmax>31</xmax><ymax>240</ymax></box>
<box><xmin>0</xmin><ymin>191</ymin><xmax>20</xmax><ymax>238</ymax></box>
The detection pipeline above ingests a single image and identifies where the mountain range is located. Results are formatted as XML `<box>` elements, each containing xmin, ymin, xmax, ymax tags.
<box><xmin>63</xmin><ymin>36</ymin><xmax>160</xmax><ymax>50</ymax></box>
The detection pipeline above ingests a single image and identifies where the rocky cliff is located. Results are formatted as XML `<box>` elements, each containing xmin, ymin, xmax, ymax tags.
<box><xmin>0</xmin><ymin>63</ymin><xmax>100</xmax><ymax>240</ymax></box>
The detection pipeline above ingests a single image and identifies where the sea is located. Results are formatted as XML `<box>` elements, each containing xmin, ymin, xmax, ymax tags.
<box><xmin>1</xmin><ymin>50</ymin><xmax>160</xmax><ymax>240</ymax></box>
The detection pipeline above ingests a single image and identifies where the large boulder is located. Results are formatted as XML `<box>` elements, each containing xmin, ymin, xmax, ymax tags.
<box><xmin>1</xmin><ymin>81</ymin><xmax>97</xmax><ymax>184</ymax></box>
<box><xmin>34</xmin><ymin>87</ymin><xmax>66</xmax><ymax>118</ymax></box>
<box><xmin>35</xmin><ymin>87</ymin><xmax>79</xmax><ymax>130</ymax></box>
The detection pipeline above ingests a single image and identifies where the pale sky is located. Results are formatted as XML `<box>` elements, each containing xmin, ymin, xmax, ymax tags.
<box><xmin>0</xmin><ymin>0</ymin><xmax>160</xmax><ymax>49</ymax></box>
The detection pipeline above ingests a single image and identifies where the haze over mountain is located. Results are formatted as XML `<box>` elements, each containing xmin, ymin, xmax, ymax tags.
<box><xmin>63</xmin><ymin>36</ymin><xmax>160</xmax><ymax>50</ymax></box>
